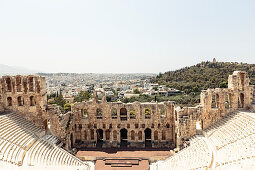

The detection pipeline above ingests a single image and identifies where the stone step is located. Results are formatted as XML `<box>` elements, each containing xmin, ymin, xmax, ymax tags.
<box><xmin>105</xmin><ymin>159</ymin><xmax>139</xmax><ymax>165</ymax></box>
<box><xmin>111</xmin><ymin>163</ymin><xmax>133</xmax><ymax>167</ymax></box>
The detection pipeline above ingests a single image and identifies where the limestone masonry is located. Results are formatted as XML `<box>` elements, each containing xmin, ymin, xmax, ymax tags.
<box><xmin>0</xmin><ymin>71</ymin><xmax>254</xmax><ymax>151</ymax></box>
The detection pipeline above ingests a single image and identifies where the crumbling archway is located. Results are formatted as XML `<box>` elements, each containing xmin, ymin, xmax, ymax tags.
<box><xmin>144</xmin><ymin>128</ymin><xmax>152</xmax><ymax>147</ymax></box>
<box><xmin>120</xmin><ymin>128</ymin><xmax>128</xmax><ymax>147</ymax></box>
<box><xmin>96</xmin><ymin>129</ymin><xmax>103</xmax><ymax>148</ymax></box>
<box><xmin>120</xmin><ymin>108</ymin><xmax>127</xmax><ymax>121</ymax></box>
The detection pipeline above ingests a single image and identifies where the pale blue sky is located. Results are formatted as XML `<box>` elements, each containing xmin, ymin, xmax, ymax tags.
<box><xmin>0</xmin><ymin>0</ymin><xmax>255</xmax><ymax>73</ymax></box>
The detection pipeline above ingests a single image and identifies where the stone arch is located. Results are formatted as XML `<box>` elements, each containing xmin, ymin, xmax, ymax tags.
<box><xmin>113</xmin><ymin>130</ymin><xmax>117</xmax><ymax>141</ymax></box>
<box><xmin>7</xmin><ymin>97</ymin><xmax>12</xmax><ymax>106</ymax></box>
<box><xmin>239</xmin><ymin>93</ymin><xmax>244</xmax><ymax>108</ymax></box>
<box><xmin>96</xmin><ymin>129</ymin><xmax>104</xmax><ymax>147</ymax></box>
<box><xmin>145</xmin><ymin>108</ymin><xmax>151</xmax><ymax>119</ymax></box>
<box><xmin>17</xmin><ymin>96</ymin><xmax>23</xmax><ymax>106</ymax></box>
<box><xmin>28</xmin><ymin>77</ymin><xmax>34</xmax><ymax>92</ymax></box>
<box><xmin>6</xmin><ymin>78</ymin><xmax>11</xmax><ymax>92</ymax></box>
<box><xmin>111</xmin><ymin>108</ymin><xmax>117</xmax><ymax>119</ymax></box>
<box><xmin>138</xmin><ymin>131</ymin><xmax>142</xmax><ymax>140</ymax></box>
<box><xmin>16</xmin><ymin>76</ymin><xmax>22</xmax><ymax>92</ymax></box>
<box><xmin>30</xmin><ymin>96</ymin><xmax>35</xmax><ymax>106</ymax></box>
<box><xmin>215</xmin><ymin>93</ymin><xmax>220</xmax><ymax>108</ymax></box>
<box><xmin>144</xmin><ymin>128</ymin><xmax>152</xmax><ymax>147</ymax></box>
<box><xmin>228</xmin><ymin>93</ymin><xmax>233</xmax><ymax>108</ymax></box>
<box><xmin>211</xmin><ymin>93</ymin><xmax>216</xmax><ymax>108</ymax></box>
<box><xmin>105</xmin><ymin>130</ymin><xmax>110</xmax><ymax>140</ymax></box>
<box><xmin>36</xmin><ymin>80</ymin><xmax>40</xmax><ymax>93</ymax></box>
<box><xmin>96</xmin><ymin>108</ymin><xmax>102</xmax><ymax>119</ymax></box>
<box><xmin>225</xmin><ymin>94</ymin><xmax>229</xmax><ymax>109</ymax></box>
<box><xmin>131</xmin><ymin>130</ymin><xmax>135</xmax><ymax>140</ymax></box>
<box><xmin>129</xmin><ymin>107</ymin><xmax>136</xmax><ymax>119</ymax></box>
<box><xmin>82</xmin><ymin>109</ymin><xmax>88</xmax><ymax>118</ymax></box>
<box><xmin>160</xmin><ymin>107</ymin><xmax>166</xmax><ymax>118</ymax></box>
<box><xmin>120</xmin><ymin>108</ymin><xmax>127</xmax><ymax>121</ymax></box>
<box><xmin>144</xmin><ymin>128</ymin><xmax>151</xmax><ymax>140</ymax></box>
<box><xmin>120</xmin><ymin>128</ymin><xmax>128</xmax><ymax>147</ymax></box>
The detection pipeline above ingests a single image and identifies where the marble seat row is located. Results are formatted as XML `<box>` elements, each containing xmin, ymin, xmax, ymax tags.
<box><xmin>150</xmin><ymin>135</ymin><xmax>211</xmax><ymax>170</ymax></box>
<box><xmin>0</xmin><ymin>113</ymin><xmax>91</xmax><ymax>169</ymax></box>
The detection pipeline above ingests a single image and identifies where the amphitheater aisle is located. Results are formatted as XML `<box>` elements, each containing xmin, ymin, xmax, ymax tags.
<box><xmin>0</xmin><ymin>112</ymin><xmax>94</xmax><ymax>170</ymax></box>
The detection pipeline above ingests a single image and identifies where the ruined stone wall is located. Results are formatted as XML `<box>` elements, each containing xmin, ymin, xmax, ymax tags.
<box><xmin>0</xmin><ymin>75</ymin><xmax>48</xmax><ymax>128</ymax></box>
<box><xmin>175</xmin><ymin>106</ymin><xmax>201</xmax><ymax>148</ymax></box>
<box><xmin>67</xmin><ymin>89</ymin><xmax>176</xmax><ymax>149</ymax></box>
<box><xmin>200</xmin><ymin>71</ymin><xmax>253</xmax><ymax>129</ymax></box>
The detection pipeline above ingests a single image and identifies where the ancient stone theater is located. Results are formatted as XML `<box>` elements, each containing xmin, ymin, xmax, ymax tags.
<box><xmin>0</xmin><ymin>71</ymin><xmax>255</xmax><ymax>169</ymax></box>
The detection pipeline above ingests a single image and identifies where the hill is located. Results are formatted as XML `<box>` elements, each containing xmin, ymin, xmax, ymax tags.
<box><xmin>153</xmin><ymin>61</ymin><xmax>255</xmax><ymax>94</ymax></box>
<box><xmin>0</xmin><ymin>64</ymin><xmax>38</xmax><ymax>76</ymax></box>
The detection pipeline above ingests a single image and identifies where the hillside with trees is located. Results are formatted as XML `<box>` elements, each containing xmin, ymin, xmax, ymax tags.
<box><xmin>153</xmin><ymin>61</ymin><xmax>255</xmax><ymax>94</ymax></box>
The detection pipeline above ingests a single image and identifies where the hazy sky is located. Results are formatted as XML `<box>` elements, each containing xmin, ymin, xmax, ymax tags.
<box><xmin>0</xmin><ymin>0</ymin><xmax>255</xmax><ymax>73</ymax></box>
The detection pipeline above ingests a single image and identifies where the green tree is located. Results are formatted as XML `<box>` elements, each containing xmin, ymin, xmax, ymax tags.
<box><xmin>74</xmin><ymin>91</ymin><xmax>92</xmax><ymax>102</ymax></box>
<box><xmin>133</xmin><ymin>89</ymin><xmax>140</xmax><ymax>94</ymax></box>
<box><xmin>64</xmin><ymin>103</ymin><xmax>72</xmax><ymax>112</ymax></box>
<box><xmin>219</xmin><ymin>81</ymin><xmax>228</xmax><ymax>88</ymax></box>
<box><xmin>53</xmin><ymin>94</ymin><xmax>66</xmax><ymax>107</ymax></box>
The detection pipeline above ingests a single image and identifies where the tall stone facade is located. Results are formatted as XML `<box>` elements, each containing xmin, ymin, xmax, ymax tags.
<box><xmin>0</xmin><ymin>71</ymin><xmax>253</xmax><ymax>150</ymax></box>
<box><xmin>0</xmin><ymin>75</ymin><xmax>48</xmax><ymax>129</ymax></box>
<box><xmin>67</xmin><ymin>89</ymin><xmax>176</xmax><ymax>149</ymax></box>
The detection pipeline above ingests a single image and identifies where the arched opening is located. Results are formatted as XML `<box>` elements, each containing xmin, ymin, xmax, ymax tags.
<box><xmin>113</xmin><ymin>130</ymin><xmax>117</xmax><ymax>141</ymax></box>
<box><xmin>239</xmin><ymin>93</ymin><xmax>244</xmax><ymax>108</ymax></box>
<box><xmin>70</xmin><ymin>133</ymin><xmax>73</xmax><ymax>148</ymax></box>
<box><xmin>6</xmin><ymin>78</ymin><xmax>11</xmax><ymax>92</ymax></box>
<box><xmin>36</xmin><ymin>81</ymin><xmax>40</xmax><ymax>93</ymax></box>
<box><xmin>30</xmin><ymin>96</ymin><xmax>35</xmax><ymax>106</ymax></box>
<box><xmin>111</xmin><ymin>108</ymin><xmax>117</xmax><ymax>119</ymax></box>
<box><xmin>211</xmin><ymin>93</ymin><xmax>216</xmax><ymax>108</ymax></box>
<box><xmin>138</xmin><ymin>131</ymin><xmax>142</xmax><ymax>140</ymax></box>
<box><xmin>96</xmin><ymin>129</ymin><xmax>104</xmax><ymax>148</ymax></box>
<box><xmin>130</xmin><ymin>108</ymin><xmax>136</xmax><ymax>119</ymax></box>
<box><xmin>7</xmin><ymin>97</ymin><xmax>12</xmax><ymax>106</ymax></box>
<box><xmin>145</xmin><ymin>108</ymin><xmax>151</xmax><ymax>119</ymax></box>
<box><xmin>160</xmin><ymin>108</ymin><xmax>166</xmax><ymax>118</ymax></box>
<box><xmin>16</xmin><ymin>77</ymin><xmax>22</xmax><ymax>92</ymax></box>
<box><xmin>29</xmin><ymin>77</ymin><xmax>34</xmax><ymax>92</ymax></box>
<box><xmin>17</xmin><ymin>96</ymin><xmax>23</xmax><ymax>106</ymax></box>
<box><xmin>120</xmin><ymin>128</ymin><xmax>128</xmax><ymax>147</ymax></box>
<box><xmin>131</xmin><ymin>130</ymin><xmax>135</xmax><ymax>140</ymax></box>
<box><xmin>120</xmin><ymin>108</ymin><xmax>127</xmax><ymax>121</ymax></box>
<box><xmin>96</xmin><ymin>108</ymin><xmax>102</xmax><ymax>119</ymax></box>
<box><xmin>144</xmin><ymin>128</ymin><xmax>152</xmax><ymax>147</ymax></box>
<box><xmin>225</xmin><ymin>94</ymin><xmax>229</xmax><ymax>109</ymax></box>
<box><xmin>105</xmin><ymin>130</ymin><xmax>110</xmax><ymax>140</ymax></box>
<box><xmin>215</xmin><ymin>94</ymin><xmax>220</xmax><ymax>108</ymax></box>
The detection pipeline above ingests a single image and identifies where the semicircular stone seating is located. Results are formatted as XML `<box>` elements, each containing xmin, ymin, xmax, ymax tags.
<box><xmin>150</xmin><ymin>111</ymin><xmax>255</xmax><ymax>170</ymax></box>
<box><xmin>0</xmin><ymin>112</ymin><xmax>91</xmax><ymax>169</ymax></box>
